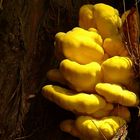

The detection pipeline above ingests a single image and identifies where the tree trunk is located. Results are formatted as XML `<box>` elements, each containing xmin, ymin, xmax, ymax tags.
<box><xmin>0</xmin><ymin>0</ymin><xmax>81</xmax><ymax>139</ymax></box>
<box><xmin>0</xmin><ymin>0</ymin><xmax>139</xmax><ymax>140</ymax></box>
<box><xmin>0</xmin><ymin>0</ymin><xmax>53</xmax><ymax>139</ymax></box>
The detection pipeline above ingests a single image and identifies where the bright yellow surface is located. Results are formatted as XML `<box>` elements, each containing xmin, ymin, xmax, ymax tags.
<box><xmin>60</xmin><ymin>116</ymin><xmax>126</xmax><ymax>140</ymax></box>
<box><xmin>79</xmin><ymin>3</ymin><xmax>122</xmax><ymax>38</ymax></box>
<box><xmin>55</xmin><ymin>27</ymin><xmax>104</xmax><ymax>64</ymax></box>
<box><xmin>95</xmin><ymin>83</ymin><xmax>139</xmax><ymax>106</ymax></box>
<box><xmin>101</xmin><ymin>56</ymin><xmax>134</xmax><ymax>85</ymax></box>
<box><xmin>42</xmin><ymin>85</ymin><xmax>106</xmax><ymax>115</ymax></box>
<box><xmin>60</xmin><ymin>59</ymin><xmax>102</xmax><ymax>92</ymax></box>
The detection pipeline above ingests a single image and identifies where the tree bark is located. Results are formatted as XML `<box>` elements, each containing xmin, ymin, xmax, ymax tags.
<box><xmin>0</xmin><ymin>0</ymin><xmax>80</xmax><ymax>139</ymax></box>
<box><xmin>0</xmin><ymin>0</ymin><xmax>53</xmax><ymax>139</ymax></box>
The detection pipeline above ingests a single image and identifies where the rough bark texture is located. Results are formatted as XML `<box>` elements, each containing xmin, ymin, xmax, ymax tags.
<box><xmin>0</xmin><ymin>0</ymin><xmax>139</xmax><ymax>140</ymax></box>
<box><xmin>0</xmin><ymin>0</ymin><xmax>53</xmax><ymax>139</ymax></box>
<box><xmin>0</xmin><ymin>0</ymin><xmax>84</xmax><ymax>139</ymax></box>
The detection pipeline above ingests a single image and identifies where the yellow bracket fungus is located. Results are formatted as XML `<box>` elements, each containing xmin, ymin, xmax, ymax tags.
<box><xmin>95</xmin><ymin>83</ymin><xmax>139</xmax><ymax>106</ymax></box>
<box><xmin>60</xmin><ymin>116</ymin><xmax>126</xmax><ymax>140</ymax></box>
<box><xmin>55</xmin><ymin>27</ymin><xmax>104</xmax><ymax>64</ymax></box>
<box><xmin>60</xmin><ymin>59</ymin><xmax>102</xmax><ymax>92</ymax></box>
<box><xmin>42</xmin><ymin>85</ymin><xmax>106</xmax><ymax>115</ymax></box>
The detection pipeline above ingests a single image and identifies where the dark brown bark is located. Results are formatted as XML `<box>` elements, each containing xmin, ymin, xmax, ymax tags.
<box><xmin>0</xmin><ymin>0</ymin><xmax>53</xmax><ymax>139</ymax></box>
<box><xmin>0</xmin><ymin>0</ymin><xmax>81</xmax><ymax>139</ymax></box>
